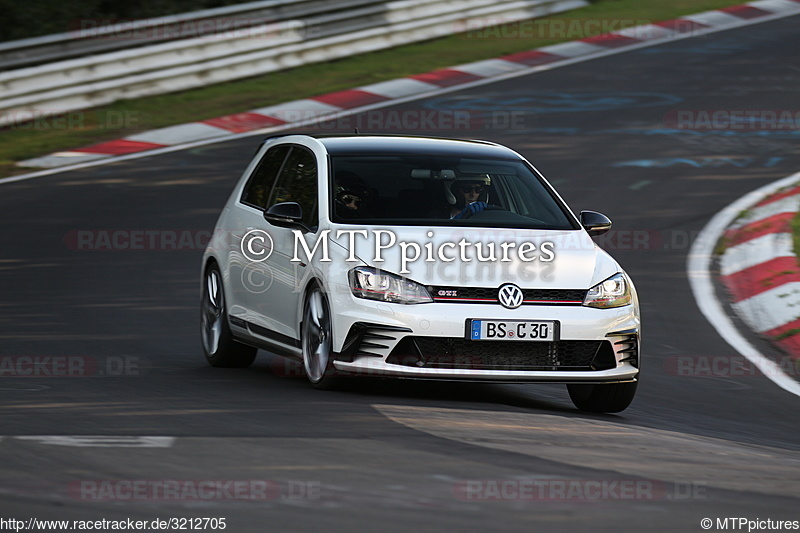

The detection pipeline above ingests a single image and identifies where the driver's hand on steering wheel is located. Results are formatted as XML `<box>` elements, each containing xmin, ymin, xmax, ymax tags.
<box><xmin>453</xmin><ymin>201</ymin><xmax>488</xmax><ymax>219</ymax></box>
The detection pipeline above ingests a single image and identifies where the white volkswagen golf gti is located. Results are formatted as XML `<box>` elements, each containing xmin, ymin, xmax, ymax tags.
<box><xmin>201</xmin><ymin>134</ymin><xmax>640</xmax><ymax>412</ymax></box>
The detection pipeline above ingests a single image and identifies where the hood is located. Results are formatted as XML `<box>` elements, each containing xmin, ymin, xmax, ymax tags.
<box><xmin>329</xmin><ymin>226</ymin><xmax>620</xmax><ymax>289</ymax></box>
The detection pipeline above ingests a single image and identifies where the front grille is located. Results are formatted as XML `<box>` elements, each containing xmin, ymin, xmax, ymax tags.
<box><xmin>386</xmin><ymin>337</ymin><xmax>615</xmax><ymax>371</ymax></box>
<box><xmin>428</xmin><ymin>286</ymin><xmax>586</xmax><ymax>305</ymax></box>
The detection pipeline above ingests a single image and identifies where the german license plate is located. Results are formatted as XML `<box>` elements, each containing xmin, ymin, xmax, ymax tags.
<box><xmin>467</xmin><ymin>319</ymin><xmax>558</xmax><ymax>341</ymax></box>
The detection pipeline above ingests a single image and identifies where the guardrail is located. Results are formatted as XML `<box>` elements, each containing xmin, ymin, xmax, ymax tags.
<box><xmin>0</xmin><ymin>0</ymin><xmax>380</xmax><ymax>71</ymax></box>
<box><xmin>0</xmin><ymin>0</ymin><xmax>587</xmax><ymax>127</ymax></box>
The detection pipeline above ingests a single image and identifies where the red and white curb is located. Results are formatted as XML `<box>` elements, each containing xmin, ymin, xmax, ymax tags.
<box><xmin>689</xmin><ymin>172</ymin><xmax>800</xmax><ymax>397</ymax></box>
<box><xmin>721</xmin><ymin>183</ymin><xmax>800</xmax><ymax>358</ymax></box>
<box><xmin>17</xmin><ymin>0</ymin><xmax>800</xmax><ymax>169</ymax></box>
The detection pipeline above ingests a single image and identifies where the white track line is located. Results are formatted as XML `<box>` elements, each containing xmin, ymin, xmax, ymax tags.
<box><xmin>688</xmin><ymin>171</ymin><xmax>800</xmax><ymax>398</ymax></box>
<box><xmin>12</xmin><ymin>435</ymin><xmax>175</xmax><ymax>447</ymax></box>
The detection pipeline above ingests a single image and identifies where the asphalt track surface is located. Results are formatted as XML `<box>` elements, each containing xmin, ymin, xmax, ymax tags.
<box><xmin>1</xmin><ymin>16</ymin><xmax>799</xmax><ymax>533</ymax></box>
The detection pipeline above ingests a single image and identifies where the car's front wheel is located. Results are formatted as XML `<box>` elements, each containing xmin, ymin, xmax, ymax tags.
<box><xmin>301</xmin><ymin>284</ymin><xmax>338</xmax><ymax>389</ymax></box>
<box><xmin>201</xmin><ymin>264</ymin><xmax>257</xmax><ymax>368</ymax></box>
<box><xmin>567</xmin><ymin>381</ymin><xmax>637</xmax><ymax>413</ymax></box>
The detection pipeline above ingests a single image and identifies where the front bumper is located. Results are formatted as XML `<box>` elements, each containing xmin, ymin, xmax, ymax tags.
<box><xmin>328</xmin><ymin>294</ymin><xmax>640</xmax><ymax>384</ymax></box>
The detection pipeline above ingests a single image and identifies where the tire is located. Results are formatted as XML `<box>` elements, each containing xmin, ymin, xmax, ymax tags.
<box><xmin>301</xmin><ymin>284</ymin><xmax>338</xmax><ymax>389</ymax></box>
<box><xmin>567</xmin><ymin>381</ymin><xmax>638</xmax><ymax>413</ymax></box>
<box><xmin>201</xmin><ymin>264</ymin><xmax>257</xmax><ymax>368</ymax></box>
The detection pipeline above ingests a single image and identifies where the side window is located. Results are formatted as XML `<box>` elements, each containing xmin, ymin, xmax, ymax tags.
<box><xmin>241</xmin><ymin>145</ymin><xmax>291</xmax><ymax>210</ymax></box>
<box><xmin>268</xmin><ymin>146</ymin><xmax>319</xmax><ymax>229</ymax></box>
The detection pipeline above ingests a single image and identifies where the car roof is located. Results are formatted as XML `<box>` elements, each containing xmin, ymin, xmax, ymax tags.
<box><xmin>308</xmin><ymin>134</ymin><xmax>522</xmax><ymax>159</ymax></box>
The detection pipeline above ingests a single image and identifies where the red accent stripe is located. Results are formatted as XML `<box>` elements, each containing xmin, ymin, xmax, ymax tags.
<box><xmin>433</xmin><ymin>297</ymin><xmax>580</xmax><ymax>304</ymax></box>
<box><xmin>311</xmin><ymin>90</ymin><xmax>389</xmax><ymax>109</ymax></box>
<box><xmin>722</xmin><ymin>256</ymin><xmax>800</xmax><ymax>302</ymax></box>
<box><xmin>435</xmin><ymin>297</ymin><xmax>495</xmax><ymax>302</ymax></box>
<box><xmin>656</xmin><ymin>19</ymin><xmax>709</xmax><ymax>33</ymax></box>
<box><xmin>724</xmin><ymin>212</ymin><xmax>796</xmax><ymax>247</ymax></box>
<box><xmin>73</xmin><ymin>139</ymin><xmax>165</xmax><ymax>155</ymax></box>
<box><xmin>720</xmin><ymin>5</ymin><xmax>772</xmax><ymax>19</ymax></box>
<box><xmin>410</xmin><ymin>69</ymin><xmax>483</xmax><ymax>87</ymax></box>
<box><xmin>755</xmin><ymin>186</ymin><xmax>800</xmax><ymax>207</ymax></box>
<box><xmin>499</xmin><ymin>50</ymin><xmax>563</xmax><ymax>66</ymax></box>
<box><xmin>580</xmin><ymin>34</ymin><xmax>643</xmax><ymax>48</ymax></box>
<box><xmin>202</xmin><ymin>112</ymin><xmax>285</xmax><ymax>133</ymax></box>
<box><xmin>525</xmin><ymin>300</ymin><xmax>581</xmax><ymax>304</ymax></box>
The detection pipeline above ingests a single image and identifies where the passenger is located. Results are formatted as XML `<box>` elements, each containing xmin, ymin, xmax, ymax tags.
<box><xmin>334</xmin><ymin>171</ymin><xmax>370</xmax><ymax>219</ymax></box>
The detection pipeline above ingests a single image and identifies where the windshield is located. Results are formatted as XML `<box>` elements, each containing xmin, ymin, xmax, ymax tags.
<box><xmin>329</xmin><ymin>154</ymin><xmax>578</xmax><ymax>229</ymax></box>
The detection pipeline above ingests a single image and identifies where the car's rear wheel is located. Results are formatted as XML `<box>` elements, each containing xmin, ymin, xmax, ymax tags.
<box><xmin>201</xmin><ymin>264</ymin><xmax>257</xmax><ymax>368</ymax></box>
<box><xmin>302</xmin><ymin>284</ymin><xmax>338</xmax><ymax>389</ymax></box>
<box><xmin>567</xmin><ymin>381</ymin><xmax>637</xmax><ymax>413</ymax></box>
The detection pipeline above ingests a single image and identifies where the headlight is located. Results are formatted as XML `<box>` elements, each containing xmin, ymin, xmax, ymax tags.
<box><xmin>583</xmin><ymin>273</ymin><xmax>631</xmax><ymax>309</ymax></box>
<box><xmin>349</xmin><ymin>266</ymin><xmax>432</xmax><ymax>304</ymax></box>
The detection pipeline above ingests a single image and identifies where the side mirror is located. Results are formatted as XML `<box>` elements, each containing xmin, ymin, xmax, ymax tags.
<box><xmin>264</xmin><ymin>202</ymin><xmax>310</xmax><ymax>232</ymax></box>
<box><xmin>580</xmin><ymin>210</ymin><xmax>612</xmax><ymax>236</ymax></box>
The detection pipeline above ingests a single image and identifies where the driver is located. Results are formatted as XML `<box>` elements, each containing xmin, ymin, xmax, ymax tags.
<box><xmin>446</xmin><ymin>176</ymin><xmax>491</xmax><ymax>219</ymax></box>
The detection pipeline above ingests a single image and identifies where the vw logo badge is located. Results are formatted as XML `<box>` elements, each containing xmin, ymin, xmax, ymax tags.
<box><xmin>498</xmin><ymin>284</ymin><xmax>524</xmax><ymax>309</ymax></box>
